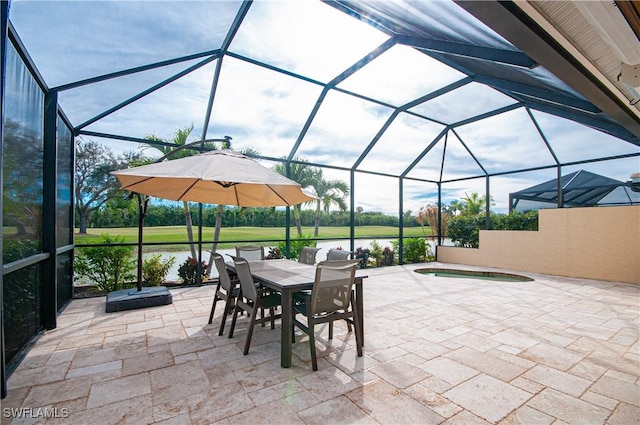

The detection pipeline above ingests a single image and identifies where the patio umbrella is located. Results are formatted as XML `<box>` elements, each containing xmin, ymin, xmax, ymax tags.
<box><xmin>111</xmin><ymin>149</ymin><xmax>315</xmax><ymax>206</ymax></box>
<box><xmin>110</xmin><ymin>149</ymin><xmax>315</xmax><ymax>293</ymax></box>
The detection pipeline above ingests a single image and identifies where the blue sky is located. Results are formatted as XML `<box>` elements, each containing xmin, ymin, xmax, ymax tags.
<box><xmin>8</xmin><ymin>0</ymin><xmax>640</xmax><ymax>214</ymax></box>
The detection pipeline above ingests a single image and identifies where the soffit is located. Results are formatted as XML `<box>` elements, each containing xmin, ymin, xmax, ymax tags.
<box><xmin>529</xmin><ymin>0</ymin><xmax>640</xmax><ymax>119</ymax></box>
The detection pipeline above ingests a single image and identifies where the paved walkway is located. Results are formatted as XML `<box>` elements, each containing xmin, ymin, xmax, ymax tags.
<box><xmin>2</xmin><ymin>263</ymin><xmax>639</xmax><ymax>424</ymax></box>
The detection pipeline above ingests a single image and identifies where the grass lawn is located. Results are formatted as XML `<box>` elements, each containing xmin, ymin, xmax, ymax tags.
<box><xmin>75</xmin><ymin>225</ymin><xmax>432</xmax><ymax>250</ymax></box>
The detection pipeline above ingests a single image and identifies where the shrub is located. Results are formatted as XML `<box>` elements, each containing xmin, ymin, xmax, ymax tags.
<box><xmin>265</xmin><ymin>247</ymin><xmax>284</xmax><ymax>259</ymax></box>
<box><xmin>3</xmin><ymin>239</ymin><xmax>41</xmax><ymax>263</ymax></box>
<box><xmin>177</xmin><ymin>257</ymin><xmax>208</xmax><ymax>285</ymax></box>
<box><xmin>417</xmin><ymin>204</ymin><xmax>450</xmax><ymax>237</ymax></box>
<box><xmin>74</xmin><ymin>234</ymin><xmax>136</xmax><ymax>294</ymax></box>
<box><xmin>381</xmin><ymin>247</ymin><xmax>395</xmax><ymax>266</ymax></box>
<box><xmin>393</xmin><ymin>237</ymin><xmax>430</xmax><ymax>263</ymax></box>
<box><xmin>369</xmin><ymin>240</ymin><xmax>383</xmax><ymax>267</ymax></box>
<box><xmin>448</xmin><ymin>213</ymin><xmax>484</xmax><ymax>248</ymax></box>
<box><xmin>492</xmin><ymin>210</ymin><xmax>538</xmax><ymax>231</ymax></box>
<box><xmin>354</xmin><ymin>247</ymin><xmax>370</xmax><ymax>269</ymax></box>
<box><xmin>142</xmin><ymin>254</ymin><xmax>176</xmax><ymax>286</ymax></box>
<box><xmin>277</xmin><ymin>234</ymin><xmax>315</xmax><ymax>260</ymax></box>
<box><xmin>449</xmin><ymin>211</ymin><xmax>539</xmax><ymax>248</ymax></box>
<box><xmin>369</xmin><ymin>240</ymin><xmax>396</xmax><ymax>267</ymax></box>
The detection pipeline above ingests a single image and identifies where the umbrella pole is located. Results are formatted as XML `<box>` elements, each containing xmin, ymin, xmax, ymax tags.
<box><xmin>106</xmin><ymin>192</ymin><xmax>172</xmax><ymax>312</ymax></box>
<box><xmin>136</xmin><ymin>193</ymin><xmax>149</xmax><ymax>292</ymax></box>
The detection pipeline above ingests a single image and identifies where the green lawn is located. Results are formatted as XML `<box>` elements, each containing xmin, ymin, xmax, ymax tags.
<box><xmin>75</xmin><ymin>225</ymin><xmax>431</xmax><ymax>250</ymax></box>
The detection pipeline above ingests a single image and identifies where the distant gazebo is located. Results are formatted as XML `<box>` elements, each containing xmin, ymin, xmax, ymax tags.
<box><xmin>509</xmin><ymin>170</ymin><xmax>640</xmax><ymax>212</ymax></box>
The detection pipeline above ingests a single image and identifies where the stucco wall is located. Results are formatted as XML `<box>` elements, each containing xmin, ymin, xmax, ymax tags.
<box><xmin>437</xmin><ymin>206</ymin><xmax>640</xmax><ymax>284</ymax></box>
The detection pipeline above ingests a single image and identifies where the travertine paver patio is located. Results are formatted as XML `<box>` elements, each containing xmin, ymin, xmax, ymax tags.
<box><xmin>2</xmin><ymin>263</ymin><xmax>639</xmax><ymax>424</ymax></box>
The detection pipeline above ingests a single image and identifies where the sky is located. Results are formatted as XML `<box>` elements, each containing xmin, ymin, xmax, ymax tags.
<box><xmin>8</xmin><ymin>0</ymin><xmax>640</xmax><ymax>215</ymax></box>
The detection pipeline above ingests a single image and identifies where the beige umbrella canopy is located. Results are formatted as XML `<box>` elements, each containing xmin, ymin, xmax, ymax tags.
<box><xmin>111</xmin><ymin>149</ymin><xmax>315</xmax><ymax>207</ymax></box>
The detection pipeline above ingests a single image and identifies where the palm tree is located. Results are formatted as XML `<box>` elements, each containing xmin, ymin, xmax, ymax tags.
<box><xmin>310</xmin><ymin>169</ymin><xmax>349</xmax><ymax>237</ymax></box>
<box><xmin>448</xmin><ymin>199</ymin><xmax>463</xmax><ymax>216</ymax></box>
<box><xmin>461</xmin><ymin>192</ymin><xmax>494</xmax><ymax>216</ymax></box>
<box><xmin>144</xmin><ymin>125</ymin><xmax>217</xmax><ymax>259</ymax></box>
<box><xmin>461</xmin><ymin>192</ymin><xmax>484</xmax><ymax>215</ymax></box>
<box><xmin>273</xmin><ymin>157</ymin><xmax>316</xmax><ymax>236</ymax></box>
<box><xmin>206</xmin><ymin>147</ymin><xmax>262</xmax><ymax>276</ymax></box>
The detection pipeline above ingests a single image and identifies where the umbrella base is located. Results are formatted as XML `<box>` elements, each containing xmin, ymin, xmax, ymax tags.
<box><xmin>105</xmin><ymin>286</ymin><xmax>173</xmax><ymax>313</ymax></box>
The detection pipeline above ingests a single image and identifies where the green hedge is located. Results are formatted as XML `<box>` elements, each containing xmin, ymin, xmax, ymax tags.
<box><xmin>449</xmin><ymin>211</ymin><xmax>538</xmax><ymax>248</ymax></box>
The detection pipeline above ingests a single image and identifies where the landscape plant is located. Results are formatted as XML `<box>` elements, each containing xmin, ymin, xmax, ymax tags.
<box><xmin>354</xmin><ymin>247</ymin><xmax>371</xmax><ymax>268</ymax></box>
<box><xmin>177</xmin><ymin>257</ymin><xmax>208</xmax><ymax>285</ymax></box>
<box><xmin>142</xmin><ymin>253</ymin><xmax>176</xmax><ymax>286</ymax></box>
<box><xmin>449</xmin><ymin>210</ymin><xmax>539</xmax><ymax>248</ymax></box>
<box><xmin>492</xmin><ymin>210</ymin><xmax>538</xmax><ymax>231</ymax></box>
<box><xmin>74</xmin><ymin>234</ymin><xmax>136</xmax><ymax>294</ymax></box>
<box><xmin>393</xmin><ymin>237</ymin><xmax>431</xmax><ymax>263</ymax></box>
<box><xmin>369</xmin><ymin>240</ymin><xmax>383</xmax><ymax>267</ymax></box>
<box><xmin>2</xmin><ymin>239</ymin><xmax>41</xmax><ymax>354</ymax></box>
<box><xmin>2</xmin><ymin>239</ymin><xmax>40</xmax><ymax>263</ymax></box>
<box><xmin>381</xmin><ymin>247</ymin><xmax>395</xmax><ymax>266</ymax></box>
<box><xmin>448</xmin><ymin>213</ymin><xmax>484</xmax><ymax>248</ymax></box>
<box><xmin>265</xmin><ymin>247</ymin><xmax>284</xmax><ymax>259</ymax></box>
<box><xmin>277</xmin><ymin>234</ymin><xmax>315</xmax><ymax>261</ymax></box>
<box><xmin>273</xmin><ymin>158</ymin><xmax>317</xmax><ymax>236</ymax></box>
<box><xmin>308</xmin><ymin>168</ymin><xmax>349</xmax><ymax>237</ymax></box>
<box><xmin>416</xmin><ymin>204</ymin><xmax>449</xmax><ymax>237</ymax></box>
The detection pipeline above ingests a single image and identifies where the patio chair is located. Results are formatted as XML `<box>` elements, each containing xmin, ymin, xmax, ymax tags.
<box><xmin>235</xmin><ymin>245</ymin><xmax>265</xmax><ymax>261</ymax></box>
<box><xmin>293</xmin><ymin>246</ymin><xmax>322</xmax><ymax>305</ymax></box>
<box><xmin>208</xmin><ymin>253</ymin><xmax>240</xmax><ymax>336</ymax></box>
<box><xmin>326</xmin><ymin>248</ymin><xmax>352</xmax><ymax>261</ymax></box>
<box><xmin>228</xmin><ymin>256</ymin><xmax>282</xmax><ymax>355</ymax></box>
<box><xmin>293</xmin><ymin>260</ymin><xmax>362</xmax><ymax>371</ymax></box>
<box><xmin>296</xmin><ymin>247</ymin><xmax>355</xmax><ymax>333</ymax></box>
<box><xmin>298</xmin><ymin>246</ymin><xmax>321</xmax><ymax>265</ymax></box>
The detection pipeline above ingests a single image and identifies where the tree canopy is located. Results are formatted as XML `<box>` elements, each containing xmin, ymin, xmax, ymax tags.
<box><xmin>75</xmin><ymin>139</ymin><xmax>138</xmax><ymax>234</ymax></box>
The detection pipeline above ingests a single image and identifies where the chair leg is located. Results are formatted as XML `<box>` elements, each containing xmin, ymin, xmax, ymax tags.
<box><xmin>208</xmin><ymin>297</ymin><xmax>218</xmax><ymax>324</ymax></box>
<box><xmin>345</xmin><ymin>290</ymin><xmax>353</xmax><ymax>332</ymax></box>
<box><xmin>227</xmin><ymin>296</ymin><xmax>237</xmax><ymax>315</ymax></box>
<box><xmin>353</xmin><ymin>316</ymin><xmax>363</xmax><ymax>357</ymax></box>
<box><xmin>243</xmin><ymin>306</ymin><xmax>259</xmax><ymax>355</ymax></box>
<box><xmin>308</xmin><ymin>319</ymin><xmax>318</xmax><ymax>371</ymax></box>
<box><xmin>270</xmin><ymin>307</ymin><xmax>276</xmax><ymax>329</ymax></box>
<box><xmin>208</xmin><ymin>284</ymin><xmax>221</xmax><ymax>324</ymax></box>
<box><xmin>218</xmin><ymin>296</ymin><xmax>233</xmax><ymax>336</ymax></box>
<box><xmin>228</xmin><ymin>304</ymin><xmax>240</xmax><ymax>339</ymax></box>
<box><xmin>326</xmin><ymin>318</ymin><xmax>352</xmax><ymax>337</ymax></box>
<box><xmin>351</xmin><ymin>293</ymin><xmax>363</xmax><ymax>357</ymax></box>
<box><xmin>328</xmin><ymin>319</ymin><xmax>351</xmax><ymax>339</ymax></box>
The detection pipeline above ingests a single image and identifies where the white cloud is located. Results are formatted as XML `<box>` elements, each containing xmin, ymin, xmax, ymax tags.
<box><xmin>338</xmin><ymin>44</ymin><xmax>465</xmax><ymax>105</ymax></box>
<box><xmin>230</xmin><ymin>0</ymin><xmax>388</xmax><ymax>82</ymax></box>
<box><xmin>411</xmin><ymin>82</ymin><xmax>517</xmax><ymax>124</ymax></box>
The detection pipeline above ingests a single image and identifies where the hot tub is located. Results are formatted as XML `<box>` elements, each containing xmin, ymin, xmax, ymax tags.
<box><xmin>415</xmin><ymin>268</ymin><xmax>533</xmax><ymax>282</ymax></box>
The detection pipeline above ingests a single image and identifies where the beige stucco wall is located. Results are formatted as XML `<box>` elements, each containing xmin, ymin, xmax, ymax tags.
<box><xmin>437</xmin><ymin>206</ymin><xmax>640</xmax><ymax>284</ymax></box>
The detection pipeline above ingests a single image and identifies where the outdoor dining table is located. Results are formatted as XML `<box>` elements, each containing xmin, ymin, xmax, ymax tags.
<box><xmin>226</xmin><ymin>258</ymin><xmax>367</xmax><ymax>368</ymax></box>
